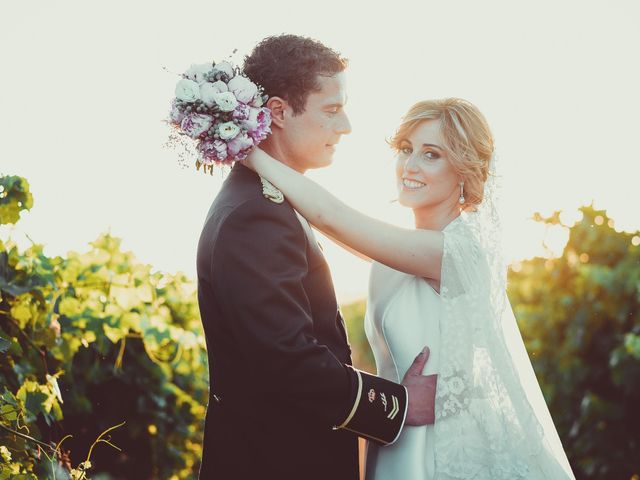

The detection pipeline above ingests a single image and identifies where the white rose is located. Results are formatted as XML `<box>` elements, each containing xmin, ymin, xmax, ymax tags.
<box><xmin>185</xmin><ymin>63</ymin><xmax>213</xmax><ymax>84</ymax></box>
<box><xmin>227</xmin><ymin>75</ymin><xmax>259</xmax><ymax>104</ymax></box>
<box><xmin>218</xmin><ymin>121</ymin><xmax>240</xmax><ymax>140</ymax></box>
<box><xmin>175</xmin><ymin>79</ymin><xmax>201</xmax><ymax>102</ymax></box>
<box><xmin>213</xmin><ymin>91</ymin><xmax>238</xmax><ymax>112</ymax></box>
<box><xmin>212</xmin><ymin>61</ymin><xmax>234</xmax><ymax>78</ymax></box>
<box><xmin>211</xmin><ymin>80</ymin><xmax>228</xmax><ymax>92</ymax></box>
<box><xmin>200</xmin><ymin>81</ymin><xmax>228</xmax><ymax>107</ymax></box>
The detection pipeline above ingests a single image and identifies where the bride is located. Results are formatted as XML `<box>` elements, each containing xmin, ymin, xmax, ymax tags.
<box><xmin>243</xmin><ymin>98</ymin><xmax>575</xmax><ymax>479</ymax></box>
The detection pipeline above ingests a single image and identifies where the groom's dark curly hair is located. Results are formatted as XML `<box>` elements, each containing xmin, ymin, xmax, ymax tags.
<box><xmin>243</xmin><ymin>34</ymin><xmax>348</xmax><ymax>115</ymax></box>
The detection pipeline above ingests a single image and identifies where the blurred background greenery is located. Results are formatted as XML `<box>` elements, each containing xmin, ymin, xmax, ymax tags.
<box><xmin>1</xmin><ymin>176</ymin><xmax>639</xmax><ymax>479</ymax></box>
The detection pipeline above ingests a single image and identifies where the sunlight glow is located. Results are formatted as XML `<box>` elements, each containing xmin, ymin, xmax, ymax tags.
<box><xmin>1</xmin><ymin>0</ymin><xmax>638</xmax><ymax>303</ymax></box>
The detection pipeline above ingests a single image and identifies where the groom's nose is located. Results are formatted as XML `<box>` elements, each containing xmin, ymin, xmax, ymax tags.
<box><xmin>336</xmin><ymin>111</ymin><xmax>352</xmax><ymax>135</ymax></box>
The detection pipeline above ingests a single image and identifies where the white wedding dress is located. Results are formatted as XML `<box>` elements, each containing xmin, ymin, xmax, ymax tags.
<box><xmin>363</xmin><ymin>215</ymin><xmax>576</xmax><ymax>480</ymax></box>
<box><xmin>364</xmin><ymin>260</ymin><xmax>442</xmax><ymax>480</ymax></box>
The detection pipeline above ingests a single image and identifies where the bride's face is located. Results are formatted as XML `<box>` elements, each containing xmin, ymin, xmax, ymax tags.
<box><xmin>395</xmin><ymin>119</ymin><xmax>460</xmax><ymax>212</ymax></box>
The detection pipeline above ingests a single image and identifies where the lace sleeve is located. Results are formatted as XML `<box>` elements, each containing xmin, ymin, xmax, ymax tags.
<box><xmin>440</xmin><ymin>227</ymin><xmax>488</xmax><ymax>299</ymax></box>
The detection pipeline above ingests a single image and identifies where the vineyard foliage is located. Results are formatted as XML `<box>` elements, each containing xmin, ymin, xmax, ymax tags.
<box><xmin>1</xmin><ymin>175</ymin><xmax>639</xmax><ymax>479</ymax></box>
<box><xmin>507</xmin><ymin>207</ymin><xmax>640</xmax><ymax>479</ymax></box>
<box><xmin>1</xmin><ymin>176</ymin><xmax>209</xmax><ymax>479</ymax></box>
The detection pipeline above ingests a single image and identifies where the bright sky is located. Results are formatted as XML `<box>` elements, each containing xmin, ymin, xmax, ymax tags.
<box><xmin>1</xmin><ymin>0</ymin><xmax>638</xmax><ymax>303</ymax></box>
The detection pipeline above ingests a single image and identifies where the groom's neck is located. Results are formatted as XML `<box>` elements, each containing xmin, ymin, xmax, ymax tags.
<box><xmin>260</xmin><ymin>139</ymin><xmax>307</xmax><ymax>174</ymax></box>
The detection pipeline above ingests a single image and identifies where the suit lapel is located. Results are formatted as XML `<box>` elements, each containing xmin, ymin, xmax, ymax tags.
<box><xmin>293</xmin><ymin>211</ymin><xmax>326</xmax><ymax>262</ymax></box>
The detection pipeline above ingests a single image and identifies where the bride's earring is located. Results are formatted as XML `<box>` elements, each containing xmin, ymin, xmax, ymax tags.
<box><xmin>458</xmin><ymin>181</ymin><xmax>465</xmax><ymax>205</ymax></box>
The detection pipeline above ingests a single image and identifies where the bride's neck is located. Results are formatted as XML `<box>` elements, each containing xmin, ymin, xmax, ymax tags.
<box><xmin>413</xmin><ymin>203</ymin><xmax>461</xmax><ymax>231</ymax></box>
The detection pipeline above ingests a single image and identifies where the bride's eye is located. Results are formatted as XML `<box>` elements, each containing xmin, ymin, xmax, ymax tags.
<box><xmin>423</xmin><ymin>150</ymin><xmax>440</xmax><ymax>160</ymax></box>
<box><xmin>400</xmin><ymin>146</ymin><xmax>412</xmax><ymax>155</ymax></box>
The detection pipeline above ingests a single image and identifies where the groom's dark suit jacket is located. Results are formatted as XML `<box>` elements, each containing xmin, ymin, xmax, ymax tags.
<box><xmin>196</xmin><ymin>164</ymin><xmax>407</xmax><ymax>479</ymax></box>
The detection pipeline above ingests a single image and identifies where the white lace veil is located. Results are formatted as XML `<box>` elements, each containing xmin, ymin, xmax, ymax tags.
<box><xmin>434</xmin><ymin>153</ymin><xmax>576</xmax><ymax>479</ymax></box>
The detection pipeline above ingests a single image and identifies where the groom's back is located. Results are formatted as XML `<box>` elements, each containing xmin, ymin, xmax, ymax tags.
<box><xmin>195</xmin><ymin>163</ymin><xmax>358</xmax><ymax>479</ymax></box>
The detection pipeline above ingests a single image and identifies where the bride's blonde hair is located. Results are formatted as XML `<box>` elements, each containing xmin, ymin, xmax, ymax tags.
<box><xmin>390</xmin><ymin>98</ymin><xmax>494</xmax><ymax>210</ymax></box>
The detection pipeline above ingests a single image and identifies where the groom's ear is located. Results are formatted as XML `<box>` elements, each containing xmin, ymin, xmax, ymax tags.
<box><xmin>266</xmin><ymin>96</ymin><xmax>287</xmax><ymax>128</ymax></box>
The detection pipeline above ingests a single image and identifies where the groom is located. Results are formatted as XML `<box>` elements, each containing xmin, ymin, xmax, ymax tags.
<box><xmin>196</xmin><ymin>34</ymin><xmax>436</xmax><ymax>479</ymax></box>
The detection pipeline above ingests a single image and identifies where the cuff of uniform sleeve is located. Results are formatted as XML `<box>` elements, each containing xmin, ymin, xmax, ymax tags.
<box><xmin>388</xmin><ymin>384</ymin><xmax>408</xmax><ymax>445</ymax></box>
<box><xmin>333</xmin><ymin>368</ymin><xmax>407</xmax><ymax>446</ymax></box>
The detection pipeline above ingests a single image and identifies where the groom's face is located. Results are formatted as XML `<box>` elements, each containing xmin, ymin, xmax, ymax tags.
<box><xmin>280</xmin><ymin>72</ymin><xmax>351</xmax><ymax>172</ymax></box>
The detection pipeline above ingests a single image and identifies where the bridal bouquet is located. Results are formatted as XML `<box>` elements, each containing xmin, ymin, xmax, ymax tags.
<box><xmin>167</xmin><ymin>61</ymin><xmax>271</xmax><ymax>172</ymax></box>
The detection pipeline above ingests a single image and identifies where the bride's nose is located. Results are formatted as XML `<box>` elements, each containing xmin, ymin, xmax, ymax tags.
<box><xmin>403</xmin><ymin>154</ymin><xmax>420</xmax><ymax>173</ymax></box>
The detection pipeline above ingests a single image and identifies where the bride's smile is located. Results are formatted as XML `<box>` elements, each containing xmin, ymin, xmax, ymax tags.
<box><xmin>394</xmin><ymin>119</ymin><xmax>461</xmax><ymax>228</ymax></box>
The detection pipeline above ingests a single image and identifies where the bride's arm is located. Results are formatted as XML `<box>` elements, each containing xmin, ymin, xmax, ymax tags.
<box><xmin>244</xmin><ymin>148</ymin><xmax>444</xmax><ymax>280</ymax></box>
<box><xmin>316</xmin><ymin>228</ymin><xmax>373</xmax><ymax>263</ymax></box>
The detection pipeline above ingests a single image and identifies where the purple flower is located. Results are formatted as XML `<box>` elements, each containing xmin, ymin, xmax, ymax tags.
<box><xmin>232</xmin><ymin>103</ymin><xmax>251</xmax><ymax>122</ymax></box>
<box><xmin>247</xmin><ymin>108</ymin><xmax>272</xmax><ymax>142</ymax></box>
<box><xmin>169</xmin><ymin>101</ymin><xmax>185</xmax><ymax>125</ymax></box>
<box><xmin>227</xmin><ymin>132</ymin><xmax>255</xmax><ymax>159</ymax></box>
<box><xmin>198</xmin><ymin>139</ymin><xmax>228</xmax><ymax>164</ymax></box>
<box><xmin>180</xmin><ymin>113</ymin><xmax>213</xmax><ymax>139</ymax></box>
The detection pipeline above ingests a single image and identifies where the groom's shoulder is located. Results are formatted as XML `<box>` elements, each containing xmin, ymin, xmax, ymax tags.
<box><xmin>210</xmin><ymin>166</ymin><xmax>298</xmax><ymax>234</ymax></box>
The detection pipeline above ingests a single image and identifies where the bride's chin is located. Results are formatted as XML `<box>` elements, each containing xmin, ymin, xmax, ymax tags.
<box><xmin>397</xmin><ymin>196</ymin><xmax>413</xmax><ymax>208</ymax></box>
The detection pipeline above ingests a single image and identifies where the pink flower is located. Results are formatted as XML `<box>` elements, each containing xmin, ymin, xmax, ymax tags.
<box><xmin>248</xmin><ymin>108</ymin><xmax>271</xmax><ymax>142</ymax></box>
<box><xmin>169</xmin><ymin>101</ymin><xmax>185</xmax><ymax>125</ymax></box>
<box><xmin>227</xmin><ymin>132</ymin><xmax>255</xmax><ymax>159</ymax></box>
<box><xmin>180</xmin><ymin>113</ymin><xmax>213</xmax><ymax>139</ymax></box>
<box><xmin>198</xmin><ymin>139</ymin><xmax>228</xmax><ymax>163</ymax></box>
<box><xmin>232</xmin><ymin>103</ymin><xmax>251</xmax><ymax>121</ymax></box>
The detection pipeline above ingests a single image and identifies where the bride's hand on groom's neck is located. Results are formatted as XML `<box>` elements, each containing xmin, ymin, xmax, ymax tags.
<box><xmin>243</xmin><ymin>146</ymin><xmax>272</xmax><ymax>173</ymax></box>
<box><xmin>241</xmin><ymin>147</ymin><xmax>261</xmax><ymax>172</ymax></box>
